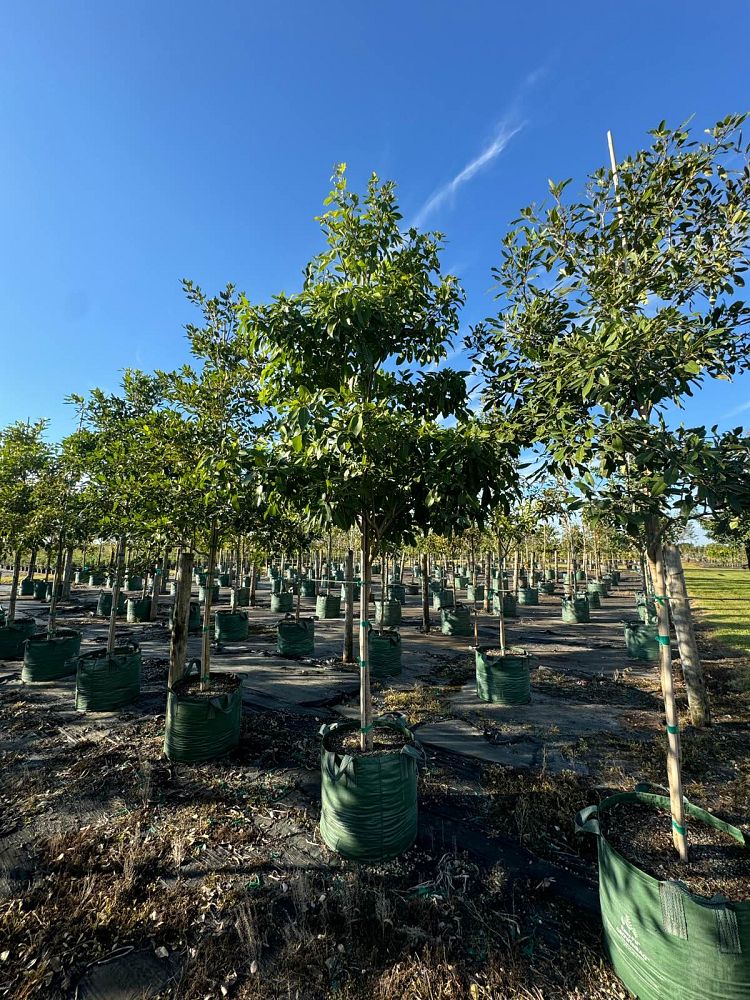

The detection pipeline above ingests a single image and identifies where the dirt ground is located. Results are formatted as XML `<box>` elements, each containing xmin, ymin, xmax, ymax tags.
<box><xmin>1</xmin><ymin>571</ymin><xmax>748</xmax><ymax>999</ymax></box>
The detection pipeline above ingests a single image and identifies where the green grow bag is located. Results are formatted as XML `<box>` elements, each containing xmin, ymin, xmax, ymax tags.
<box><xmin>340</xmin><ymin>581</ymin><xmax>361</xmax><ymax>603</ymax></box>
<box><xmin>432</xmin><ymin>589</ymin><xmax>455</xmax><ymax>611</ymax></box>
<box><xmin>467</xmin><ymin>583</ymin><xmax>484</xmax><ymax>603</ymax></box>
<box><xmin>277</xmin><ymin>616</ymin><xmax>315</xmax><ymax>656</ymax></box>
<box><xmin>45</xmin><ymin>582</ymin><xmax>62</xmax><ymax>602</ymax></box>
<box><xmin>492</xmin><ymin>592</ymin><xmax>517</xmax><ymax>617</ymax></box>
<box><xmin>215</xmin><ymin>609</ymin><xmax>249</xmax><ymax>643</ymax></box>
<box><xmin>624</xmin><ymin>620</ymin><xmax>659</xmax><ymax>662</ymax></box>
<box><xmin>217</xmin><ymin>573</ymin><xmax>230</xmax><ymax>587</ymax></box>
<box><xmin>0</xmin><ymin>618</ymin><xmax>38</xmax><ymax>660</ymax></box>
<box><xmin>319</xmin><ymin>717</ymin><xmax>421</xmax><ymax>861</ymax></box>
<box><xmin>194</xmin><ymin>571</ymin><xmax>207</xmax><ymax>587</ymax></box>
<box><xmin>169</xmin><ymin>600</ymin><xmax>202</xmax><ymax>633</ymax></box>
<box><xmin>20</xmin><ymin>578</ymin><xmax>35</xmax><ymax>597</ymax></box>
<box><xmin>74</xmin><ymin>571</ymin><xmax>83</xmax><ymax>585</ymax></box>
<box><xmin>517</xmin><ymin>586</ymin><xmax>539</xmax><ymax>606</ymax></box>
<box><xmin>369</xmin><ymin>629</ymin><xmax>402</xmax><ymax>678</ymax></box>
<box><xmin>232</xmin><ymin>586</ymin><xmax>250</xmax><ymax>607</ymax></box>
<box><xmin>334</xmin><ymin>569</ymin><xmax>344</xmax><ymax>582</ymax></box>
<box><xmin>371</xmin><ymin>563</ymin><xmax>381</xmax><ymax>575</ymax></box>
<box><xmin>375</xmin><ymin>599</ymin><xmax>402</xmax><ymax>627</ymax></box>
<box><xmin>588</xmin><ymin>589</ymin><xmax>602</xmax><ymax>609</ymax></box>
<box><xmin>441</xmin><ymin>604</ymin><xmax>471</xmax><ymax>636</ymax></box>
<box><xmin>271</xmin><ymin>592</ymin><xmax>294</xmax><ymax>614</ymax></box>
<box><xmin>316</xmin><ymin>594</ymin><xmax>341</xmax><ymax>619</ymax></box>
<box><xmin>576</xmin><ymin>570</ymin><xmax>586</xmax><ymax>582</ymax></box>
<box><xmin>34</xmin><ymin>580</ymin><xmax>47</xmax><ymax>600</ymax></box>
<box><xmin>540</xmin><ymin>581</ymin><xmax>555</xmax><ymax>596</ymax></box>
<box><xmin>96</xmin><ymin>590</ymin><xmax>126</xmax><ymax>617</ymax></box>
<box><xmin>74</xmin><ymin>641</ymin><xmax>142</xmax><ymax>711</ymax></box>
<box><xmin>636</xmin><ymin>592</ymin><xmax>658</xmax><ymax>625</ymax></box>
<box><xmin>198</xmin><ymin>583</ymin><xmax>220</xmax><ymax>604</ymax></box>
<box><xmin>576</xmin><ymin>790</ymin><xmax>750</xmax><ymax>1000</ymax></box>
<box><xmin>405</xmin><ymin>582</ymin><xmax>420</xmax><ymax>596</ymax></box>
<box><xmin>388</xmin><ymin>583</ymin><xmax>406</xmax><ymax>606</ymax></box>
<box><xmin>562</xmin><ymin>594</ymin><xmax>590</xmax><ymax>623</ymax></box>
<box><xmin>545</xmin><ymin>568</ymin><xmax>556</xmax><ymax>581</ymax></box>
<box><xmin>428</xmin><ymin>580</ymin><xmax>442</xmax><ymax>595</ymax></box>
<box><xmin>124</xmin><ymin>576</ymin><xmax>143</xmax><ymax>592</ymax></box>
<box><xmin>300</xmin><ymin>579</ymin><xmax>316</xmax><ymax>598</ymax></box>
<box><xmin>126</xmin><ymin>598</ymin><xmax>152</xmax><ymax>623</ymax></box>
<box><xmin>270</xmin><ymin>578</ymin><xmax>284</xmax><ymax>595</ymax></box>
<box><xmin>22</xmin><ymin>629</ymin><xmax>81</xmax><ymax>683</ymax></box>
<box><xmin>164</xmin><ymin>664</ymin><xmax>242</xmax><ymax>763</ymax></box>
<box><xmin>475</xmin><ymin>646</ymin><xmax>531</xmax><ymax>705</ymax></box>
<box><xmin>243</xmin><ymin>574</ymin><xmax>252</xmax><ymax>588</ymax></box>
<box><xmin>88</xmin><ymin>573</ymin><xmax>105</xmax><ymax>586</ymax></box>
<box><xmin>456</xmin><ymin>575</ymin><xmax>469</xmax><ymax>589</ymax></box>
<box><xmin>588</xmin><ymin>579</ymin><xmax>609</xmax><ymax>597</ymax></box>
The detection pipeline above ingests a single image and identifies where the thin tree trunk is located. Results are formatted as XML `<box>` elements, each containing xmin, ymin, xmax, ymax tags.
<box><xmin>169</xmin><ymin>550</ymin><xmax>194</xmax><ymax>687</ymax></box>
<box><xmin>47</xmin><ymin>535</ymin><xmax>65</xmax><ymax>636</ymax></box>
<box><xmin>421</xmin><ymin>552</ymin><xmax>430</xmax><ymax>633</ymax></box>
<box><xmin>26</xmin><ymin>547</ymin><xmax>37</xmax><ymax>581</ymax></box>
<box><xmin>62</xmin><ymin>544</ymin><xmax>74</xmax><ymax>599</ymax></box>
<box><xmin>8</xmin><ymin>550</ymin><xmax>22</xmax><ymax>623</ymax></box>
<box><xmin>646</xmin><ymin>521</ymin><xmax>688</xmax><ymax>861</ymax></box>
<box><xmin>107</xmin><ymin>536</ymin><xmax>125</xmax><ymax>654</ymax></box>
<box><xmin>343</xmin><ymin>548</ymin><xmax>354</xmax><ymax>663</ymax></box>
<box><xmin>249</xmin><ymin>562</ymin><xmax>257</xmax><ymax>607</ymax></box>
<box><xmin>359</xmin><ymin>517</ymin><xmax>372</xmax><ymax>750</ymax></box>
<box><xmin>200</xmin><ymin>520</ymin><xmax>219</xmax><ymax>689</ymax></box>
<box><xmin>483</xmin><ymin>550</ymin><xmax>491</xmax><ymax>613</ymax></box>
<box><xmin>664</xmin><ymin>543</ymin><xmax>710</xmax><ymax>729</ymax></box>
<box><xmin>745</xmin><ymin>542</ymin><xmax>750</xmax><ymax>571</ymax></box>
<box><xmin>160</xmin><ymin>547</ymin><xmax>170</xmax><ymax>594</ymax></box>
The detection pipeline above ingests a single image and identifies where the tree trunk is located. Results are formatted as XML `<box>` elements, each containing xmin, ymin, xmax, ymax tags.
<box><xmin>149</xmin><ymin>564</ymin><xmax>160</xmax><ymax>621</ymax></box>
<box><xmin>200</xmin><ymin>520</ymin><xmax>219</xmax><ymax>689</ymax></box>
<box><xmin>107</xmin><ymin>536</ymin><xmax>126</xmax><ymax>654</ymax></box>
<box><xmin>249</xmin><ymin>562</ymin><xmax>257</xmax><ymax>607</ymax></box>
<box><xmin>664</xmin><ymin>543</ymin><xmax>710</xmax><ymax>729</ymax></box>
<box><xmin>483</xmin><ymin>550</ymin><xmax>491</xmax><ymax>613</ymax></box>
<box><xmin>645</xmin><ymin>520</ymin><xmax>688</xmax><ymax>861</ymax></box>
<box><xmin>48</xmin><ymin>536</ymin><xmax>66</xmax><ymax>635</ymax></box>
<box><xmin>359</xmin><ymin>517</ymin><xmax>372</xmax><ymax>750</ymax></box>
<box><xmin>421</xmin><ymin>552</ymin><xmax>430</xmax><ymax>633</ymax></box>
<box><xmin>26</xmin><ymin>547</ymin><xmax>37</xmax><ymax>581</ymax></box>
<box><xmin>169</xmin><ymin>550</ymin><xmax>194</xmax><ymax>687</ymax></box>
<box><xmin>160</xmin><ymin>547</ymin><xmax>170</xmax><ymax>594</ymax></box>
<box><xmin>745</xmin><ymin>542</ymin><xmax>750</xmax><ymax>571</ymax></box>
<box><xmin>7</xmin><ymin>550</ymin><xmax>22</xmax><ymax>623</ymax></box>
<box><xmin>343</xmin><ymin>548</ymin><xmax>354</xmax><ymax>663</ymax></box>
<box><xmin>62</xmin><ymin>544</ymin><xmax>74</xmax><ymax>599</ymax></box>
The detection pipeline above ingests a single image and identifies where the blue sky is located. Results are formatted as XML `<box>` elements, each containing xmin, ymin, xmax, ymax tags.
<box><xmin>1</xmin><ymin>0</ymin><xmax>749</xmax><ymax>438</ymax></box>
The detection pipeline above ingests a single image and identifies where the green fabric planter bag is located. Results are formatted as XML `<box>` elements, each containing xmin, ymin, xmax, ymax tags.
<box><xmin>218</xmin><ymin>573</ymin><xmax>231</xmax><ymax>587</ymax></box>
<box><xmin>387</xmin><ymin>583</ymin><xmax>406</xmax><ymax>606</ymax></box>
<box><xmin>164</xmin><ymin>663</ymin><xmax>242</xmax><ymax>763</ymax></box>
<box><xmin>0</xmin><ymin>618</ymin><xmax>38</xmax><ymax>660</ymax></box>
<box><xmin>215</xmin><ymin>609</ymin><xmax>249</xmax><ymax>643</ymax></box>
<box><xmin>22</xmin><ymin>629</ymin><xmax>81</xmax><ymax>682</ymax></box>
<box><xmin>300</xmin><ymin>580</ymin><xmax>316</xmax><ymax>598</ymax></box>
<box><xmin>562</xmin><ymin>594</ymin><xmax>590</xmax><ymax>623</ymax></box>
<box><xmin>636</xmin><ymin>592</ymin><xmax>658</xmax><ymax>624</ymax></box>
<box><xmin>467</xmin><ymin>583</ymin><xmax>484</xmax><ymax>602</ymax></box>
<box><xmin>198</xmin><ymin>584</ymin><xmax>220</xmax><ymax>605</ymax></box>
<box><xmin>540</xmin><ymin>581</ymin><xmax>555</xmax><ymax>596</ymax></box>
<box><xmin>588</xmin><ymin>579</ymin><xmax>609</xmax><ymax>597</ymax></box>
<box><xmin>232</xmin><ymin>586</ymin><xmax>250</xmax><ymax>607</ymax></box>
<box><xmin>88</xmin><ymin>573</ymin><xmax>105</xmax><ymax>586</ymax></box>
<box><xmin>441</xmin><ymin>604</ymin><xmax>471</xmax><ymax>636</ymax></box>
<box><xmin>169</xmin><ymin>599</ymin><xmax>202</xmax><ymax>633</ymax></box>
<box><xmin>319</xmin><ymin>717</ymin><xmax>422</xmax><ymax>861</ymax></box>
<box><xmin>34</xmin><ymin>580</ymin><xmax>47</xmax><ymax>600</ymax></box>
<box><xmin>475</xmin><ymin>646</ymin><xmax>531</xmax><ymax>704</ymax></box>
<box><xmin>369</xmin><ymin>629</ymin><xmax>402</xmax><ymax>677</ymax></box>
<box><xmin>96</xmin><ymin>590</ymin><xmax>126</xmax><ymax>617</ymax></box>
<box><xmin>277</xmin><ymin>616</ymin><xmax>315</xmax><ymax>656</ymax></box>
<box><xmin>271</xmin><ymin>592</ymin><xmax>294</xmax><ymax>614</ymax></box>
<box><xmin>405</xmin><ymin>582</ymin><xmax>420</xmax><ymax>596</ymax></box>
<box><xmin>127</xmin><ymin>598</ymin><xmax>152</xmax><ymax>623</ymax></box>
<box><xmin>20</xmin><ymin>578</ymin><xmax>35</xmax><ymax>597</ymax></box>
<box><xmin>124</xmin><ymin>576</ymin><xmax>143</xmax><ymax>592</ymax></box>
<box><xmin>432</xmin><ymin>589</ymin><xmax>454</xmax><ymax>611</ymax></box>
<box><xmin>374</xmin><ymin>599</ymin><xmax>401</xmax><ymax>627</ymax></box>
<box><xmin>576</xmin><ymin>790</ymin><xmax>750</xmax><ymax>1000</ymax></box>
<box><xmin>623</xmin><ymin>620</ymin><xmax>659</xmax><ymax>662</ymax></box>
<box><xmin>517</xmin><ymin>586</ymin><xmax>539</xmax><ymax>606</ymax></box>
<box><xmin>316</xmin><ymin>594</ymin><xmax>341</xmax><ymax>619</ymax></box>
<box><xmin>588</xmin><ymin>589</ymin><xmax>602</xmax><ymax>609</ymax></box>
<box><xmin>74</xmin><ymin>641</ymin><xmax>142</xmax><ymax>711</ymax></box>
<box><xmin>492</xmin><ymin>592</ymin><xmax>517</xmax><ymax>617</ymax></box>
<box><xmin>340</xmin><ymin>581</ymin><xmax>362</xmax><ymax>603</ymax></box>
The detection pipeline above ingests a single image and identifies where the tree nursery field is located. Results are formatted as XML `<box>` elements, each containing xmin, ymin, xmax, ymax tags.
<box><xmin>1</xmin><ymin>116</ymin><xmax>750</xmax><ymax>1000</ymax></box>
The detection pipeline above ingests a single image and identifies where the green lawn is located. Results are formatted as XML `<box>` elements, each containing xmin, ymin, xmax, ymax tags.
<box><xmin>683</xmin><ymin>567</ymin><xmax>750</xmax><ymax>655</ymax></box>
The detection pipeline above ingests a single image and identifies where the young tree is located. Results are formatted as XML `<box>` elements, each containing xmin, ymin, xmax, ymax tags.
<box><xmin>477</xmin><ymin>116</ymin><xmax>750</xmax><ymax>860</ymax></box>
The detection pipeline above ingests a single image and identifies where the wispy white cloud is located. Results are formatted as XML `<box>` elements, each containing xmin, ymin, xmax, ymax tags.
<box><xmin>412</xmin><ymin>121</ymin><xmax>524</xmax><ymax>228</ymax></box>
<box><xmin>411</xmin><ymin>65</ymin><xmax>545</xmax><ymax>229</ymax></box>
<box><xmin>721</xmin><ymin>398</ymin><xmax>750</xmax><ymax>420</ymax></box>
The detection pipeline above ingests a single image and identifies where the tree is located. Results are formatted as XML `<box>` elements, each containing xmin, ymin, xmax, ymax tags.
<box><xmin>243</xmin><ymin>166</ymin><xmax>517</xmax><ymax>748</ymax></box>
<box><xmin>477</xmin><ymin>116</ymin><xmax>750</xmax><ymax>860</ymax></box>
<box><xmin>0</xmin><ymin>420</ymin><xmax>51</xmax><ymax>623</ymax></box>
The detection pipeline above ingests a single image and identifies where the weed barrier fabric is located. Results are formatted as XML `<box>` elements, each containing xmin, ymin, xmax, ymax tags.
<box><xmin>22</xmin><ymin>629</ymin><xmax>81</xmax><ymax>682</ymax></box>
<box><xmin>319</xmin><ymin>717</ymin><xmax>421</xmax><ymax>861</ymax></box>
<box><xmin>74</xmin><ymin>642</ymin><xmax>142</xmax><ymax>711</ymax></box>
<box><xmin>164</xmin><ymin>666</ymin><xmax>242</xmax><ymax>763</ymax></box>
<box><xmin>369</xmin><ymin>629</ymin><xmax>402</xmax><ymax>677</ymax></box>
<box><xmin>475</xmin><ymin>646</ymin><xmax>531</xmax><ymax>704</ymax></box>
<box><xmin>576</xmin><ymin>791</ymin><xmax>750</xmax><ymax>1000</ymax></box>
<box><xmin>277</xmin><ymin>617</ymin><xmax>315</xmax><ymax>656</ymax></box>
